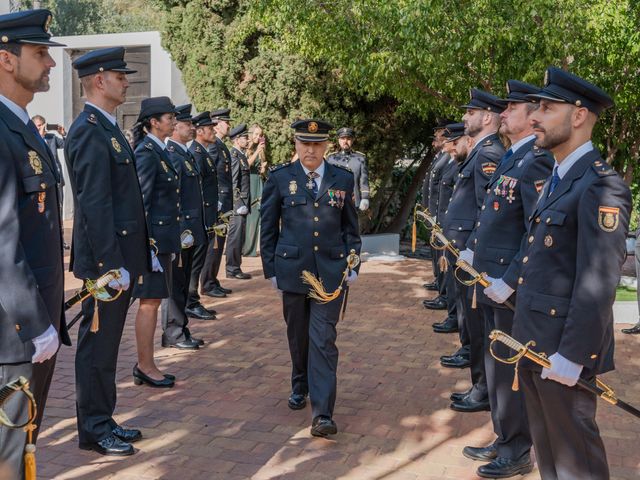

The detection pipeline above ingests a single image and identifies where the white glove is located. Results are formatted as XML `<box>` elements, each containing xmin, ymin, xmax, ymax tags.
<box><xmin>346</xmin><ymin>270</ymin><xmax>358</xmax><ymax>286</ymax></box>
<box><xmin>32</xmin><ymin>325</ymin><xmax>59</xmax><ymax>363</ymax></box>
<box><xmin>457</xmin><ymin>248</ymin><xmax>474</xmax><ymax>266</ymax></box>
<box><xmin>541</xmin><ymin>352</ymin><xmax>583</xmax><ymax>387</ymax></box>
<box><xmin>218</xmin><ymin>201</ymin><xmax>223</xmax><ymax>210</ymax></box>
<box><xmin>151</xmin><ymin>250</ymin><xmax>164</xmax><ymax>273</ymax></box>
<box><xmin>359</xmin><ymin>199</ymin><xmax>369</xmax><ymax>211</ymax></box>
<box><xmin>268</xmin><ymin>277</ymin><xmax>282</xmax><ymax>296</ymax></box>
<box><xmin>108</xmin><ymin>267</ymin><xmax>130</xmax><ymax>291</ymax></box>
<box><xmin>181</xmin><ymin>233</ymin><xmax>194</xmax><ymax>249</ymax></box>
<box><xmin>236</xmin><ymin>206</ymin><xmax>249</xmax><ymax>215</ymax></box>
<box><xmin>484</xmin><ymin>277</ymin><xmax>515</xmax><ymax>304</ymax></box>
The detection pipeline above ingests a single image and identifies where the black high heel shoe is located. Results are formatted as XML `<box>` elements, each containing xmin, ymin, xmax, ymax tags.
<box><xmin>133</xmin><ymin>364</ymin><xmax>175</xmax><ymax>388</ymax></box>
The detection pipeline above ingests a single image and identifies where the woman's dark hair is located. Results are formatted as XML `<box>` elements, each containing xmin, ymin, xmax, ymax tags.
<box><xmin>131</xmin><ymin>113</ymin><xmax>164</xmax><ymax>149</ymax></box>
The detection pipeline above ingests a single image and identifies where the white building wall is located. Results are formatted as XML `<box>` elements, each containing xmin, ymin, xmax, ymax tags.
<box><xmin>27</xmin><ymin>31</ymin><xmax>190</xmax><ymax>219</ymax></box>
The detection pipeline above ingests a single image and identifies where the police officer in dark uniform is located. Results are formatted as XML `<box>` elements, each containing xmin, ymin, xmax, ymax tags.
<box><xmin>446</xmin><ymin>89</ymin><xmax>506</xmax><ymax>413</ymax></box>
<box><xmin>511</xmin><ymin>67</ymin><xmax>631</xmax><ymax>480</ymax></box>
<box><xmin>131</xmin><ymin>97</ymin><xmax>181</xmax><ymax>388</ymax></box>
<box><xmin>261</xmin><ymin>119</ymin><xmax>361</xmax><ymax>437</ymax></box>
<box><xmin>204</xmin><ymin>108</ymin><xmax>235</xmax><ymax>290</ymax></box>
<box><xmin>66</xmin><ymin>47</ymin><xmax>149</xmax><ymax>456</ymax></box>
<box><xmin>162</xmin><ymin>105</ymin><xmax>208</xmax><ymax>350</ymax></box>
<box><xmin>435</xmin><ymin>124</ymin><xmax>471</xmax><ymax>364</ymax></box>
<box><xmin>225</xmin><ymin>124</ymin><xmax>252</xmax><ymax>278</ymax></box>
<box><xmin>326</xmin><ymin>127</ymin><xmax>370</xmax><ymax>211</ymax></box>
<box><xmin>185</xmin><ymin>111</ymin><xmax>219</xmax><ymax>322</ymax></box>
<box><xmin>461</xmin><ymin>81</ymin><xmax>554</xmax><ymax>478</ymax></box>
<box><xmin>0</xmin><ymin>10</ymin><xmax>70</xmax><ymax>478</ymax></box>
<box><xmin>422</xmin><ymin>120</ymin><xmax>454</xmax><ymax>296</ymax></box>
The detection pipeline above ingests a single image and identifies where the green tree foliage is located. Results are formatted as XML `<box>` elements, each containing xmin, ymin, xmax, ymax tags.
<box><xmin>256</xmin><ymin>0</ymin><xmax>640</xmax><ymax>187</ymax></box>
<box><xmin>25</xmin><ymin>0</ymin><xmax>161</xmax><ymax>36</ymax></box>
<box><xmin>153</xmin><ymin>0</ymin><xmax>433</xmax><ymax>233</ymax></box>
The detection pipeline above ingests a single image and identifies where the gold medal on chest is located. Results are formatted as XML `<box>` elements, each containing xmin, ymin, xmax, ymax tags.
<box><xmin>111</xmin><ymin>137</ymin><xmax>122</xmax><ymax>153</ymax></box>
<box><xmin>289</xmin><ymin>181</ymin><xmax>298</xmax><ymax>194</ymax></box>
<box><xmin>28</xmin><ymin>151</ymin><xmax>43</xmax><ymax>174</ymax></box>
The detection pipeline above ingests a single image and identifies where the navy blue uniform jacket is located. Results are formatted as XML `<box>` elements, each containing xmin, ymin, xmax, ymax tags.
<box><xmin>0</xmin><ymin>103</ymin><xmax>69</xmax><ymax>362</ymax></box>
<box><xmin>260</xmin><ymin>161</ymin><xmax>361</xmax><ymax>294</ymax></box>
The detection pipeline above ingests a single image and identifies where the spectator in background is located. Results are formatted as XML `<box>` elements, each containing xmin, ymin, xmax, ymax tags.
<box><xmin>33</xmin><ymin>114</ymin><xmax>69</xmax><ymax>249</ymax></box>
<box><xmin>243</xmin><ymin>124</ymin><xmax>267</xmax><ymax>256</ymax></box>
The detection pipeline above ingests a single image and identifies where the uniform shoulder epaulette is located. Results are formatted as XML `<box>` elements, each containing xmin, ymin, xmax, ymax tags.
<box><xmin>592</xmin><ymin>159</ymin><xmax>616</xmax><ymax>177</ymax></box>
<box><xmin>333</xmin><ymin>163</ymin><xmax>352</xmax><ymax>173</ymax></box>
<box><xmin>144</xmin><ymin>142</ymin><xmax>154</xmax><ymax>150</ymax></box>
<box><xmin>354</xmin><ymin>151</ymin><xmax>366</xmax><ymax>157</ymax></box>
<box><xmin>270</xmin><ymin>161</ymin><xmax>291</xmax><ymax>172</ymax></box>
<box><xmin>86</xmin><ymin>113</ymin><xmax>97</xmax><ymax>125</ymax></box>
<box><xmin>532</xmin><ymin>145</ymin><xmax>546</xmax><ymax>156</ymax></box>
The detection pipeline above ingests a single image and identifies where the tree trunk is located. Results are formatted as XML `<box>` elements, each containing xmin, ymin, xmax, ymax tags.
<box><xmin>383</xmin><ymin>152</ymin><xmax>433</xmax><ymax>234</ymax></box>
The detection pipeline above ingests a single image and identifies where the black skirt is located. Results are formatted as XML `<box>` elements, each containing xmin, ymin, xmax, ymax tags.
<box><xmin>132</xmin><ymin>253</ymin><xmax>173</xmax><ymax>299</ymax></box>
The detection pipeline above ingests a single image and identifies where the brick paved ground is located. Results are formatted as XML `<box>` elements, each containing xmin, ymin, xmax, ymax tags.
<box><xmin>35</xmin><ymin>247</ymin><xmax>640</xmax><ymax>479</ymax></box>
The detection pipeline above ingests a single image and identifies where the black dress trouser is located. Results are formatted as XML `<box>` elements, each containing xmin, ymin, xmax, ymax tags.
<box><xmin>163</xmin><ymin>248</ymin><xmax>195</xmax><ymax>344</ymax></box>
<box><xmin>75</xmin><ymin>286</ymin><xmax>133</xmax><ymax>444</ymax></box>
<box><xmin>282</xmin><ymin>291</ymin><xmax>344</xmax><ymax>419</ymax></box>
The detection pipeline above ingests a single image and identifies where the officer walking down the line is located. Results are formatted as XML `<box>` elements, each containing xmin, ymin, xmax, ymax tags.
<box><xmin>65</xmin><ymin>47</ymin><xmax>150</xmax><ymax>456</ymax></box>
<box><xmin>327</xmin><ymin>127</ymin><xmax>371</xmax><ymax>211</ymax></box>
<box><xmin>511</xmin><ymin>67</ymin><xmax>631</xmax><ymax>480</ymax></box>
<box><xmin>0</xmin><ymin>9</ymin><xmax>70</xmax><ymax>479</ymax></box>
<box><xmin>260</xmin><ymin>119</ymin><xmax>361</xmax><ymax>437</ymax></box>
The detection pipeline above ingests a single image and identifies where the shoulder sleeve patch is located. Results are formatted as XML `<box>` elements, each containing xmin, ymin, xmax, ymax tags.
<box><xmin>270</xmin><ymin>161</ymin><xmax>291</xmax><ymax>172</ymax></box>
<box><xmin>591</xmin><ymin>160</ymin><xmax>616</xmax><ymax>177</ymax></box>
<box><xmin>481</xmin><ymin>162</ymin><xmax>497</xmax><ymax>176</ymax></box>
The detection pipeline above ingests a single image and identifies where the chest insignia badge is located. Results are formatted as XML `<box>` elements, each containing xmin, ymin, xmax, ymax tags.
<box><xmin>289</xmin><ymin>180</ymin><xmax>298</xmax><ymax>194</ymax></box>
<box><xmin>28</xmin><ymin>151</ymin><xmax>43</xmax><ymax>174</ymax></box>
<box><xmin>111</xmin><ymin>137</ymin><xmax>122</xmax><ymax>153</ymax></box>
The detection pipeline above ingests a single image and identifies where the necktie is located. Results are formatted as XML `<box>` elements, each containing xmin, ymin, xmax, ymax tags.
<box><xmin>503</xmin><ymin>148</ymin><xmax>513</xmax><ymax>162</ymax></box>
<box><xmin>307</xmin><ymin>171</ymin><xmax>319</xmax><ymax>196</ymax></box>
<box><xmin>548</xmin><ymin>166</ymin><xmax>560</xmax><ymax>196</ymax></box>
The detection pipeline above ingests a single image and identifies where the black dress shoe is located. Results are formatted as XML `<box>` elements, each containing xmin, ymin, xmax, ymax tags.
<box><xmin>450</xmin><ymin>396</ymin><xmax>490</xmax><ymax>413</ymax></box>
<box><xmin>450</xmin><ymin>387</ymin><xmax>472</xmax><ymax>402</ymax></box>
<box><xmin>183</xmin><ymin>327</ymin><xmax>205</xmax><ymax>346</ymax></box>
<box><xmin>227</xmin><ymin>271</ymin><xmax>252</xmax><ymax>279</ymax></box>
<box><xmin>133</xmin><ymin>365</ymin><xmax>175</xmax><ymax>388</ymax></box>
<box><xmin>112</xmin><ymin>425</ymin><xmax>143</xmax><ymax>443</ymax></box>
<box><xmin>423</xmin><ymin>298</ymin><xmax>447</xmax><ymax>310</ymax></box>
<box><xmin>79</xmin><ymin>434</ymin><xmax>134</xmax><ymax>456</ymax></box>
<box><xmin>440</xmin><ymin>354</ymin><xmax>470</xmax><ymax>368</ymax></box>
<box><xmin>433</xmin><ymin>317</ymin><xmax>459</xmax><ymax>333</ymax></box>
<box><xmin>287</xmin><ymin>393</ymin><xmax>307</xmax><ymax>410</ymax></box>
<box><xmin>202</xmin><ymin>288</ymin><xmax>226</xmax><ymax>298</ymax></box>
<box><xmin>477</xmin><ymin>455</ymin><xmax>533</xmax><ymax>478</ymax></box>
<box><xmin>462</xmin><ymin>443</ymin><xmax>498</xmax><ymax>461</ymax></box>
<box><xmin>215</xmin><ymin>284</ymin><xmax>232</xmax><ymax>294</ymax></box>
<box><xmin>161</xmin><ymin>337</ymin><xmax>200</xmax><ymax>350</ymax></box>
<box><xmin>164</xmin><ymin>373</ymin><xmax>176</xmax><ymax>381</ymax></box>
<box><xmin>185</xmin><ymin>305</ymin><xmax>216</xmax><ymax>320</ymax></box>
<box><xmin>423</xmin><ymin>281</ymin><xmax>439</xmax><ymax>291</ymax></box>
<box><xmin>310</xmin><ymin>416</ymin><xmax>337</xmax><ymax>437</ymax></box>
<box><xmin>622</xmin><ymin>322</ymin><xmax>640</xmax><ymax>334</ymax></box>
